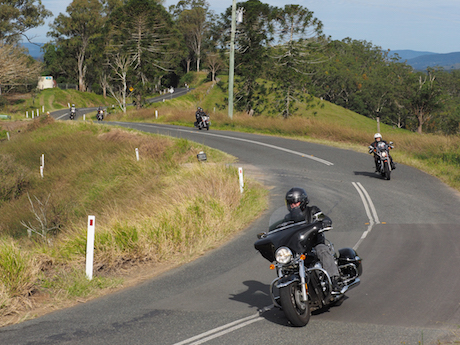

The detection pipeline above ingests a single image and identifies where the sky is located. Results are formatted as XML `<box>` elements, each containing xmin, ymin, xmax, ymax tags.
<box><xmin>26</xmin><ymin>0</ymin><xmax>460</xmax><ymax>54</ymax></box>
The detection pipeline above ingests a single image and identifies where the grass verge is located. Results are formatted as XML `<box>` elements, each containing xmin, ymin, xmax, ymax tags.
<box><xmin>107</xmin><ymin>78</ymin><xmax>460</xmax><ymax>193</ymax></box>
<box><xmin>0</xmin><ymin>116</ymin><xmax>268</xmax><ymax>325</ymax></box>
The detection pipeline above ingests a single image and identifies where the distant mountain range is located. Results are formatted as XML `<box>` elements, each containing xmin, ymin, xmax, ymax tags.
<box><xmin>22</xmin><ymin>42</ymin><xmax>44</xmax><ymax>59</ymax></box>
<box><xmin>390</xmin><ymin>50</ymin><xmax>460</xmax><ymax>70</ymax></box>
<box><xmin>21</xmin><ymin>43</ymin><xmax>460</xmax><ymax>71</ymax></box>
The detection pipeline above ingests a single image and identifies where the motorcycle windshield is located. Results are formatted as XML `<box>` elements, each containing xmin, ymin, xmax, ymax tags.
<box><xmin>255</xmin><ymin>207</ymin><xmax>322</xmax><ymax>262</ymax></box>
<box><xmin>377</xmin><ymin>142</ymin><xmax>387</xmax><ymax>151</ymax></box>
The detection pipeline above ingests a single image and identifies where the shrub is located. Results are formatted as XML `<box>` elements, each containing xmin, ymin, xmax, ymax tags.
<box><xmin>0</xmin><ymin>241</ymin><xmax>36</xmax><ymax>298</ymax></box>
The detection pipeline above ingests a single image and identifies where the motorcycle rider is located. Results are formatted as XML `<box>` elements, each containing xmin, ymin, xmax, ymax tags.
<box><xmin>69</xmin><ymin>104</ymin><xmax>76</xmax><ymax>117</ymax></box>
<box><xmin>97</xmin><ymin>106</ymin><xmax>104</xmax><ymax>120</ymax></box>
<box><xmin>369</xmin><ymin>133</ymin><xmax>395</xmax><ymax>172</ymax></box>
<box><xmin>195</xmin><ymin>107</ymin><xmax>204</xmax><ymax>124</ymax></box>
<box><xmin>282</xmin><ymin>187</ymin><xmax>342</xmax><ymax>292</ymax></box>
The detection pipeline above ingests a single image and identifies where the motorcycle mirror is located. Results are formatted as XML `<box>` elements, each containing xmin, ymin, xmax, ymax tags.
<box><xmin>389</xmin><ymin>141</ymin><xmax>394</xmax><ymax>145</ymax></box>
<box><xmin>312</xmin><ymin>212</ymin><xmax>325</xmax><ymax>221</ymax></box>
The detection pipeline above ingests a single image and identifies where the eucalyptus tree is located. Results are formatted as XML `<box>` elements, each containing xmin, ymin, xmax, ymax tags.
<box><xmin>217</xmin><ymin>0</ymin><xmax>274</xmax><ymax>115</ymax></box>
<box><xmin>48</xmin><ymin>0</ymin><xmax>106</xmax><ymax>92</ymax></box>
<box><xmin>106</xmin><ymin>0</ymin><xmax>182</xmax><ymax>110</ymax></box>
<box><xmin>42</xmin><ymin>42</ymin><xmax>77</xmax><ymax>84</ymax></box>
<box><xmin>0</xmin><ymin>0</ymin><xmax>52</xmax><ymax>43</ymax></box>
<box><xmin>268</xmin><ymin>4</ymin><xmax>325</xmax><ymax>118</ymax></box>
<box><xmin>408</xmin><ymin>69</ymin><xmax>444</xmax><ymax>134</ymax></box>
<box><xmin>170</xmin><ymin>0</ymin><xmax>212</xmax><ymax>73</ymax></box>
<box><xmin>205</xmin><ymin>51</ymin><xmax>224</xmax><ymax>82</ymax></box>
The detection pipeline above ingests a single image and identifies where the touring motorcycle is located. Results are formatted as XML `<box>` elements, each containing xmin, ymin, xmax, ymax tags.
<box><xmin>254</xmin><ymin>207</ymin><xmax>362</xmax><ymax>327</ymax></box>
<box><xmin>96</xmin><ymin>109</ymin><xmax>104</xmax><ymax>121</ymax></box>
<box><xmin>194</xmin><ymin>114</ymin><xmax>210</xmax><ymax>130</ymax></box>
<box><xmin>369</xmin><ymin>141</ymin><xmax>394</xmax><ymax>180</ymax></box>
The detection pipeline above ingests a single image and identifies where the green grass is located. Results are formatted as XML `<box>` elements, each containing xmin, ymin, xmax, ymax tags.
<box><xmin>0</xmin><ymin>88</ymin><xmax>118</xmax><ymax>120</ymax></box>
<box><xmin>0</xmin><ymin>115</ymin><xmax>268</xmax><ymax>323</ymax></box>
<box><xmin>107</xmin><ymin>73</ymin><xmax>460</xmax><ymax>192</ymax></box>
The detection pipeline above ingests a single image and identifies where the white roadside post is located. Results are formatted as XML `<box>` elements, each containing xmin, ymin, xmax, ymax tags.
<box><xmin>32</xmin><ymin>110</ymin><xmax>34</xmax><ymax>118</ymax></box>
<box><xmin>86</xmin><ymin>216</ymin><xmax>96</xmax><ymax>280</ymax></box>
<box><xmin>40</xmin><ymin>154</ymin><xmax>44</xmax><ymax>178</ymax></box>
<box><xmin>238</xmin><ymin>167</ymin><xmax>244</xmax><ymax>193</ymax></box>
<box><xmin>83</xmin><ymin>114</ymin><xmax>86</xmax><ymax>121</ymax></box>
<box><xmin>42</xmin><ymin>106</ymin><xmax>45</xmax><ymax>113</ymax></box>
<box><xmin>135</xmin><ymin>148</ymin><xmax>139</xmax><ymax>161</ymax></box>
<box><xmin>7</xmin><ymin>132</ymin><xmax>9</xmax><ymax>141</ymax></box>
<box><xmin>26</xmin><ymin>111</ymin><xmax>28</xmax><ymax>118</ymax></box>
<box><xmin>155</xmin><ymin>110</ymin><xmax>158</xmax><ymax>119</ymax></box>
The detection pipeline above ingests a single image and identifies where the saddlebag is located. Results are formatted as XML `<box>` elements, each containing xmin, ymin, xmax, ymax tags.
<box><xmin>338</xmin><ymin>247</ymin><xmax>362</xmax><ymax>277</ymax></box>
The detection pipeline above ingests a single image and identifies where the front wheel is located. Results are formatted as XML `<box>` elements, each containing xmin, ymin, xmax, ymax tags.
<box><xmin>279</xmin><ymin>283</ymin><xmax>310</xmax><ymax>327</ymax></box>
<box><xmin>383</xmin><ymin>161</ymin><xmax>391</xmax><ymax>180</ymax></box>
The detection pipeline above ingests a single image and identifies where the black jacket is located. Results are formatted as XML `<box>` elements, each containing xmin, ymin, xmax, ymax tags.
<box><xmin>282</xmin><ymin>205</ymin><xmax>331</xmax><ymax>247</ymax></box>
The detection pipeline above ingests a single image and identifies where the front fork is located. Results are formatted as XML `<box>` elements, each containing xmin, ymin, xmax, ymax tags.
<box><xmin>299</xmin><ymin>259</ymin><xmax>308</xmax><ymax>302</ymax></box>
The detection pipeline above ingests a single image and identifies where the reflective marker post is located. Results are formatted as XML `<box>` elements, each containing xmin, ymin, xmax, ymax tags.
<box><xmin>86</xmin><ymin>216</ymin><xmax>96</xmax><ymax>280</ymax></box>
<box><xmin>238</xmin><ymin>167</ymin><xmax>244</xmax><ymax>193</ymax></box>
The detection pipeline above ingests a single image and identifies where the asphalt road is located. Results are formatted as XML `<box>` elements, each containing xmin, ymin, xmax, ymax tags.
<box><xmin>50</xmin><ymin>88</ymin><xmax>191</xmax><ymax>121</ymax></box>
<box><xmin>1</xmin><ymin>121</ymin><xmax>460</xmax><ymax>345</ymax></box>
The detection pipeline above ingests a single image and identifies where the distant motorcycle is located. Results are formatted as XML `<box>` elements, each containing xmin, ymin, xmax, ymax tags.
<box><xmin>369</xmin><ymin>141</ymin><xmax>394</xmax><ymax>180</ymax></box>
<box><xmin>69</xmin><ymin>111</ymin><xmax>75</xmax><ymax>120</ymax></box>
<box><xmin>194</xmin><ymin>114</ymin><xmax>210</xmax><ymax>130</ymax></box>
<box><xmin>254</xmin><ymin>207</ymin><xmax>362</xmax><ymax>327</ymax></box>
<box><xmin>96</xmin><ymin>109</ymin><xmax>104</xmax><ymax>121</ymax></box>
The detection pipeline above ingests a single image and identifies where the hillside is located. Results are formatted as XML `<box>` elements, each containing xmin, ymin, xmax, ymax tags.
<box><xmin>391</xmin><ymin>50</ymin><xmax>460</xmax><ymax>70</ymax></box>
<box><xmin>390</xmin><ymin>50</ymin><xmax>436</xmax><ymax>60</ymax></box>
<box><xmin>21</xmin><ymin>42</ymin><xmax>43</xmax><ymax>60</ymax></box>
<box><xmin>406</xmin><ymin>52</ymin><xmax>460</xmax><ymax>70</ymax></box>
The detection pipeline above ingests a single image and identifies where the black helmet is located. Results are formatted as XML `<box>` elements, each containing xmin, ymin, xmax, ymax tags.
<box><xmin>285</xmin><ymin>187</ymin><xmax>309</xmax><ymax>211</ymax></box>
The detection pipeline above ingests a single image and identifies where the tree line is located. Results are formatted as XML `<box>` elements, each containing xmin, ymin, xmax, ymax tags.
<box><xmin>1</xmin><ymin>0</ymin><xmax>459</xmax><ymax>133</ymax></box>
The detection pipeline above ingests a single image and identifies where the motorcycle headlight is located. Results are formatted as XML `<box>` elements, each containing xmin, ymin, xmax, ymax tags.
<box><xmin>382</xmin><ymin>151</ymin><xmax>388</xmax><ymax>158</ymax></box>
<box><xmin>275</xmin><ymin>247</ymin><xmax>293</xmax><ymax>264</ymax></box>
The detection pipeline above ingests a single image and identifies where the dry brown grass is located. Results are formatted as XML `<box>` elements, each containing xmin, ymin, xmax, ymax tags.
<box><xmin>0</xmin><ymin>119</ymin><xmax>268</xmax><ymax>324</ymax></box>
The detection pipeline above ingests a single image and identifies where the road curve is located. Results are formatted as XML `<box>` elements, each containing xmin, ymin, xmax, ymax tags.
<box><xmin>1</xmin><ymin>122</ymin><xmax>459</xmax><ymax>345</ymax></box>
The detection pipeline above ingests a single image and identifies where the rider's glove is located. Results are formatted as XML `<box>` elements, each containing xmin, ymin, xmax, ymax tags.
<box><xmin>321</xmin><ymin>219</ymin><xmax>332</xmax><ymax>228</ymax></box>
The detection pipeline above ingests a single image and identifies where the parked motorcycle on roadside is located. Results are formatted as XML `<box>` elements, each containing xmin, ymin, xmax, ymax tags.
<box><xmin>254</xmin><ymin>207</ymin><xmax>362</xmax><ymax>327</ymax></box>
<box><xmin>194</xmin><ymin>113</ymin><xmax>210</xmax><ymax>130</ymax></box>
<box><xmin>369</xmin><ymin>141</ymin><xmax>394</xmax><ymax>180</ymax></box>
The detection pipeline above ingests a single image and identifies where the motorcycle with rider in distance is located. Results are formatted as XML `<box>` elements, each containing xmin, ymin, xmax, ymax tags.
<box><xmin>194</xmin><ymin>112</ymin><xmax>210</xmax><ymax>130</ymax></box>
<box><xmin>254</xmin><ymin>207</ymin><xmax>362</xmax><ymax>327</ymax></box>
<box><xmin>96</xmin><ymin>108</ymin><xmax>104</xmax><ymax>121</ymax></box>
<box><xmin>369</xmin><ymin>141</ymin><xmax>394</xmax><ymax>180</ymax></box>
<box><xmin>69</xmin><ymin>104</ymin><xmax>76</xmax><ymax>120</ymax></box>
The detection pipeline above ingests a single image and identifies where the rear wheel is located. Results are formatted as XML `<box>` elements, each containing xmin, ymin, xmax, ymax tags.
<box><xmin>279</xmin><ymin>283</ymin><xmax>310</xmax><ymax>327</ymax></box>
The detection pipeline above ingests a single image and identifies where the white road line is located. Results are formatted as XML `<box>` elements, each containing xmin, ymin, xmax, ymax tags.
<box><xmin>352</xmin><ymin>182</ymin><xmax>380</xmax><ymax>250</ymax></box>
<box><xmin>172</xmin><ymin>313</ymin><xmax>263</xmax><ymax>345</ymax></box>
<box><xmin>114</xmin><ymin>122</ymin><xmax>334</xmax><ymax>166</ymax></box>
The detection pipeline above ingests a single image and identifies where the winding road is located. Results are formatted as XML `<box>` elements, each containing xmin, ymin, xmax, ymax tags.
<box><xmin>1</xmin><ymin>121</ymin><xmax>460</xmax><ymax>345</ymax></box>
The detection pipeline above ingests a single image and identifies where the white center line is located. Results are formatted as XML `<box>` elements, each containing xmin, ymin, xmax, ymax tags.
<box><xmin>173</xmin><ymin>313</ymin><xmax>263</xmax><ymax>345</ymax></box>
<box><xmin>352</xmin><ymin>182</ymin><xmax>380</xmax><ymax>250</ymax></box>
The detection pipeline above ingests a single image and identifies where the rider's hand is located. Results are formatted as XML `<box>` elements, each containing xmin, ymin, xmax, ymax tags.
<box><xmin>321</xmin><ymin>219</ymin><xmax>332</xmax><ymax>228</ymax></box>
